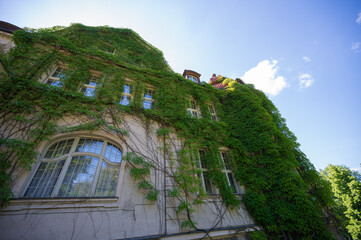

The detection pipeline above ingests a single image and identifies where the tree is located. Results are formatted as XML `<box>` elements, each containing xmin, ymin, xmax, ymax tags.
<box><xmin>322</xmin><ymin>165</ymin><xmax>361</xmax><ymax>239</ymax></box>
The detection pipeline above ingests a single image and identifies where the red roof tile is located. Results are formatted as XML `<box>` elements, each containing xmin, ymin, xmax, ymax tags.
<box><xmin>213</xmin><ymin>82</ymin><xmax>227</xmax><ymax>89</ymax></box>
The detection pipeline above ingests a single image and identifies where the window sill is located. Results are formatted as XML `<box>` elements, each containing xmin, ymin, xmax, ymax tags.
<box><xmin>1</xmin><ymin>197</ymin><xmax>119</xmax><ymax>213</ymax></box>
<box><xmin>203</xmin><ymin>193</ymin><xmax>244</xmax><ymax>201</ymax></box>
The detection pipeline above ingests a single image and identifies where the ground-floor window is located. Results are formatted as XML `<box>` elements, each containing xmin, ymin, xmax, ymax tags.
<box><xmin>23</xmin><ymin>136</ymin><xmax>122</xmax><ymax>198</ymax></box>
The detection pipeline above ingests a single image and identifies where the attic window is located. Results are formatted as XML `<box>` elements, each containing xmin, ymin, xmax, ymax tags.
<box><xmin>188</xmin><ymin>75</ymin><xmax>198</xmax><ymax>83</ymax></box>
<box><xmin>183</xmin><ymin>70</ymin><xmax>201</xmax><ymax>84</ymax></box>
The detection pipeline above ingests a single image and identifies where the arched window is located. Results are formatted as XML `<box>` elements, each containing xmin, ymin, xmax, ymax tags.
<box><xmin>23</xmin><ymin>136</ymin><xmax>122</xmax><ymax>198</ymax></box>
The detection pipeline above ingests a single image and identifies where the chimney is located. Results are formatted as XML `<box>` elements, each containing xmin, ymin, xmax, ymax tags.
<box><xmin>209</xmin><ymin>74</ymin><xmax>218</xmax><ymax>84</ymax></box>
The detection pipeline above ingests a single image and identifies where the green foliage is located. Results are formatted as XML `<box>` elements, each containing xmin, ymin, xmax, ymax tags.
<box><xmin>322</xmin><ymin>165</ymin><xmax>361</xmax><ymax>239</ymax></box>
<box><xmin>124</xmin><ymin>153</ymin><xmax>157</xmax><ymax>201</ymax></box>
<box><xmin>0</xmin><ymin>24</ymin><xmax>338</xmax><ymax>238</ymax></box>
<box><xmin>249</xmin><ymin>231</ymin><xmax>268</xmax><ymax>240</ymax></box>
<box><xmin>156</xmin><ymin>127</ymin><xmax>171</xmax><ymax>137</ymax></box>
<box><xmin>146</xmin><ymin>189</ymin><xmax>159</xmax><ymax>201</ymax></box>
<box><xmin>167</xmin><ymin>188</ymin><xmax>180</xmax><ymax>197</ymax></box>
<box><xmin>181</xmin><ymin>220</ymin><xmax>197</xmax><ymax>229</ymax></box>
<box><xmin>177</xmin><ymin>200</ymin><xmax>194</xmax><ymax>214</ymax></box>
<box><xmin>221</xmin><ymin>81</ymin><xmax>335</xmax><ymax>239</ymax></box>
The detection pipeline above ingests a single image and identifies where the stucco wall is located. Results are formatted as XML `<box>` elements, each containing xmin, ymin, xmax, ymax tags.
<box><xmin>0</xmin><ymin>32</ymin><xmax>15</xmax><ymax>53</ymax></box>
<box><xmin>0</xmin><ymin>114</ymin><xmax>257</xmax><ymax>240</ymax></box>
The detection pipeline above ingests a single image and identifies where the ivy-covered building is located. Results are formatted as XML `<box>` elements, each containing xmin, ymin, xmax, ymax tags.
<box><xmin>0</xmin><ymin>22</ymin><xmax>336</xmax><ymax>240</ymax></box>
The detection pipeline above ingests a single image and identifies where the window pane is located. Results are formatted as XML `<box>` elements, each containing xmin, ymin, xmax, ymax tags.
<box><xmin>208</xmin><ymin>105</ymin><xmax>215</xmax><ymax>114</ymax></box>
<box><xmin>120</xmin><ymin>95</ymin><xmax>130</xmax><ymax>106</ymax></box>
<box><xmin>189</xmin><ymin>100</ymin><xmax>196</xmax><ymax>109</ymax></box>
<box><xmin>198</xmin><ymin>150</ymin><xmax>207</xmax><ymax>169</ymax></box>
<box><xmin>104</xmin><ymin>143</ymin><xmax>122</xmax><ymax>163</ymax></box>
<box><xmin>46</xmin><ymin>79</ymin><xmax>64</xmax><ymax>87</ymax></box>
<box><xmin>144</xmin><ymin>89</ymin><xmax>154</xmax><ymax>99</ymax></box>
<box><xmin>53</xmin><ymin>141</ymin><xmax>66</xmax><ymax>158</ymax></box>
<box><xmin>24</xmin><ymin>160</ymin><xmax>65</xmax><ymax>198</ymax></box>
<box><xmin>58</xmin><ymin>156</ymin><xmax>98</xmax><ymax>197</ymax></box>
<box><xmin>221</xmin><ymin>152</ymin><xmax>231</xmax><ymax>170</ymax></box>
<box><xmin>187</xmin><ymin>110</ymin><xmax>198</xmax><ymax>118</ymax></box>
<box><xmin>51</xmin><ymin>67</ymin><xmax>66</xmax><ymax>78</ymax></box>
<box><xmin>63</xmin><ymin>139</ymin><xmax>74</xmax><ymax>154</ymax></box>
<box><xmin>95</xmin><ymin>162</ymin><xmax>119</xmax><ymax>196</ymax></box>
<box><xmin>202</xmin><ymin>172</ymin><xmax>213</xmax><ymax>194</ymax></box>
<box><xmin>227</xmin><ymin>173</ymin><xmax>237</xmax><ymax>193</ymax></box>
<box><xmin>189</xmin><ymin>75</ymin><xmax>198</xmax><ymax>83</ymax></box>
<box><xmin>88</xmin><ymin>76</ymin><xmax>98</xmax><ymax>87</ymax></box>
<box><xmin>81</xmin><ymin>87</ymin><xmax>96</xmax><ymax>97</ymax></box>
<box><xmin>123</xmin><ymin>84</ymin><xmax>131</xmax><ymax>94</ymax></box>
<box><xmin>45</xmin><ymin>139</ymin><xmax>74</xmax><ymax>158</ymax></box>
<box><xmin>76</xmin><ymin>138</ymin><xmax>103</xmax><ymax>154</ymax></box>
<box><xmin>143</xmin><ymin>99</ymin><xmax>152</xmax><ymax>109</ymax></box>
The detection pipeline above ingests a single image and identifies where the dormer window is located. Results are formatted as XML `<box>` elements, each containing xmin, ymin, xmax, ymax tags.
<box><xmin>183</xmin><ymin>69</ymin><xmax>201</xmax><ymax>84</ymax></box>
<box><xmin>188</xmin><ymin>75</ymin><xmax>198</xmax><ymax>83</ymax></box>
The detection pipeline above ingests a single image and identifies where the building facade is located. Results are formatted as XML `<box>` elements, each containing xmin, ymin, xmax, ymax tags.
<box><xmin>0</xmin><ymin>23</ymin><xmax>260</xmax><ymax>240</ymax></box>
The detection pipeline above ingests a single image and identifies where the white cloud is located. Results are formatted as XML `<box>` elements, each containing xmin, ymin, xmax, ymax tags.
<box><xmin>299</xmin><ymin>73</ymin><xmax>314</xmax><ymax>89</ymax></box>
<box><xmin>351</xmin><ymin>42</ymin><xmax>361</xmax><ymax>51</ymax></box>
<box><xmin>241</xmin><ymin>59</ymin><xmax>288</xmax><ymax>96</ymax></box>
<box><xmin>302</xmin><ymin>56</ymin><xmax>311</xmax><ymax>62</ymax></box>
<box><xmin>356</xmin><ymin>12</ymin><xmax>361</xmax><ymax>24</ymax></box>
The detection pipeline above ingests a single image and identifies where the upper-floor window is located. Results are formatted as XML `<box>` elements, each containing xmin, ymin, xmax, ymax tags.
<box><xmin>80</xmin><ymin>75</ymin><xmax>99</xmax><ymax>97</ymax></box>
<box><xmin>120</xmin><ymin>83</ymin><xmax>132</xmax><ymax>106</ymax></box>
<box><xmin>45</xmin><ymin>66</ymin><xmax>67</xmax><ymax>87</ymax></box>
<box><xmin>22</xmin><ymin>136</ymin><xmax>122</xmax><ymax>198</ymax></box>
<box><xmin>188</xmin><ymin>75</ymin><xmax>199</xmax><ymax>83</ymax></box>
<box><xmin>143</xmin><ymin>88</ymin><xmax>155</xmax><ymax>109</ymax></box>
<box><xmin>208</xmin><ymin>104</ymin><xmax>217</xmax><ymax>121</ymax></box>
<box><xmin>183</xmin><ymin>70</ymin><xmax>201</xmax><ymax>84</ymax></box>
<box><xmin>187</xmin><ymin>100</ymin><xmax>199</xmax><ymax>118</ymax></box>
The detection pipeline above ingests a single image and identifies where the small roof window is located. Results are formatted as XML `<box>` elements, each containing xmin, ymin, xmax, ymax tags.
<box><xmin>183</xmin><ymin>69</ymin><xmax>201</xmax><ymax>84</ymax></box>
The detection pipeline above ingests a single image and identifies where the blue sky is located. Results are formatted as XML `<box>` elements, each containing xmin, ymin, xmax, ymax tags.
<box><xmin>1</xmin><ymin>0</ymin><xmax>360</xmax><ymax>171</ymax></box>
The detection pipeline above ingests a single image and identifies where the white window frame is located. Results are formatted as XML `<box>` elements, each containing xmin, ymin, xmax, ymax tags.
<box><xmin>143</xmin><ymin>87</ymin><xmax>155</xmax><ymax>109</ymax></box>
<box><xmin>208</xmin><ymin>104</ymin><xmax>218</xmax><ymax>121</ymax></box>
<box><xmin>187</xmin><ymin>75</ymin><xmax>199</xmax><ymax>83</ymax></box>
<box><xmin>120</xmin><ymin>81</ymin><xmax>133</xmax><ymax>106</ymax></box>
<box><xmin>197</xmin><ymin>149</ymin><xmax>241</xmax><ymax>195</ymax></box>
<box><xmin>187</xmin><ymin>99</ymin><xmax>200</xmax><ymax>118</ymax></box>
<box><xmin>44</xmin><ymin>66</ymin><xmax>67</xmax><ymax>87</ymax></box>
<box><xmin>21</xmin><ymin>136</ymin><xmax>123</xmax><ymax>198</ymax></box>
<box><xmin>80</xmin><ymin>75</ymin><xmax>100</xmax><ymax>98</ymax></box>
<box><xmin>220</xmin><ymin>151</ymin><xmax>240</xmax><ymax>194</ymax></box>
<box><xmin>198</xmin><ymin>149</ymin><xmax>215</xmax><ymax>194</ymax></box>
